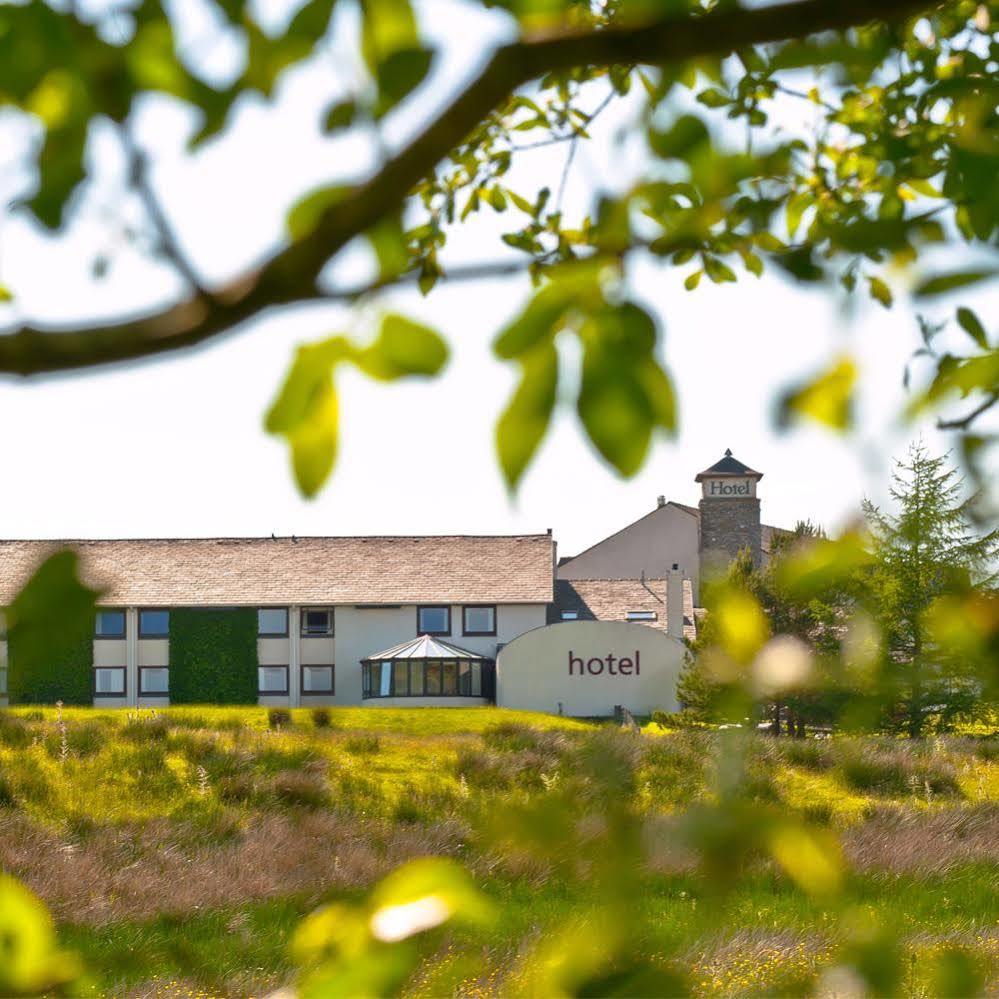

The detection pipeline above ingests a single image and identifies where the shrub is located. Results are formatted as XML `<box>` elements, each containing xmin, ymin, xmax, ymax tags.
<box><xmin>121</xmin><ymin>713</ymin><xmax>170</xmax><ymax>742</ymax></box>
<box><xmin>218</xmin><ymin>772</ymin><xmax>258</xmax><ymax>805</ymax></box>
<box><xmin>344</xmin><ymin>735</ymin><xmax>380</xmax><ymax>755</ymax></box>
<box><xmin>268</xmin><ymin>708</ymin><xmax>292</xmax><ymax>729</ymax></box>
<box><xmin>270</xmin><ymin>770</ymin><xmax>329</xmax><ymax>810</ymax></box>
<box><xmin>778</xmin><ymin>738</ymin><xmax>835</xmax><ymax>772</ymax></box>
<box><xmin>839</xmin><ymin>746</ymin><xmax>961</xmax><ymax>798</ymax></box>
<box><xmin>0</xmin><ymin>713</ymin><xmax>33</xmax><ymax>749</ymax></box>
<box><xmin>45</xmin><ymin>720</ymin><xmax>106</xmax><ymax>758</ymax></box>
<box><xmin>0</xmin><ymin>773</ymin><xmax>17</xmax><ymax>809</ymax></box>
<box><xmin>311</xmin><ymin>708</ymin><xmax>333</xmax><ymax>729</ymax></box>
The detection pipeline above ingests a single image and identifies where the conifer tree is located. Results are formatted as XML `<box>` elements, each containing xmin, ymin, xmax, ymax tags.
<box><xmin>864</xmin><ymin>443</ymin><xmax>999</xmax><ymax>737</ymax></box>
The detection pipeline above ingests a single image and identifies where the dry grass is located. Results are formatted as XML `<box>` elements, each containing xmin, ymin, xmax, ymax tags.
<box><xmin>842</xmin><ymin>803</ymin><xmax>999</xmax><ymax>873</ymax></box>
<box><xmin>0</xmin><ymin>810</ymin><xmax>464</xmax><ymax>925</ymax></box>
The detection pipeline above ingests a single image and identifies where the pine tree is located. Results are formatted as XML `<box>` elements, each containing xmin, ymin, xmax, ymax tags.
<box><xmin>864</xmin><ymin>443</ymin><xmax>999</xmax><ymax>737</ymax></box>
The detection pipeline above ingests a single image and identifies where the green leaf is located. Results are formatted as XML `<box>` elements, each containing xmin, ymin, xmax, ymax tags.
<box><xmin>496</xmin><ymin>341</ymin><xmax>558</xmax><ymax>491</ymax></box>
<box><xmin>575</xmin><ymin>304</ymin><xmax>674</xmax><ymax>477</ymax></box>
<box><xmin>777</xmin><ymin>356</ymin><xmax>857</xmax><ymax>432</ymax></box>
<box><xmin>369</xmin><ymin>858</ymin><xmax>494</xmax><ymax>938</ymax></box>
<box><xmin>286</xmin><ymin>185</ymin><xmax>349</xmax><ymax>240</ymax></box>
<box><xmin>956</xmin><ymin>307</ymin><xmax>989</xmax><ymax>349</ymax></box>
<box><xmin>265</xmin><ymin>338</ymin><xmax>349</xmax><ymax>498</ymax></box>
<box><xmin>867</xmin><ymin>275</ymin><xmax>893</xmax><ymax>308</ymax></box>
<box><xmin>703</xmin><ymin>256</ymin><xmax>737</xmax><ymax>284</ymax></box>
<box><xmin>785</xmin><ymin>191</ymin><xmax>812</xmax><ymax>239</ymax></box>
<box><xmin>360</xmin><ymin>0</ymin><xmax>432</xmax><ymax>114</ymax></box>
<box><xmin>648</xmin><ymin>114</ymin><xmax>709</xmax><ymax>161</ymax></box>
<box><xmin>914</xmin><ymin>269</ymin><xmax>999</xmax><ymax>297</ymax></box>
<box><xmin>684</xmin><ymin>270</ymin><xmax>702</xmax><ymax>291</ymax></box>
<box><xmin>696</xmin><ymin>88</ymin><xmax>731</xmax><ymax>108</ymax></box>
<box><xmin>0</xmin><ymin>285</ymin><xmax>12</xmax><ymax>302</ymax></box>
<box><xmin>0</xmin><ymin>876</ymin><xmax>81</xmax><ymax>995</ymax></box>
<box><xmin>359</xmin><ymin>314</ymin><xmax>449</xmax><ymax>379</ymax></box>
<box><xmin>367</xmin><ymin>214</ymin><xmax>408</xmax><ymax>280</ymax></box>
<box><xmin>7</xmin><ymin>551</ymin><xmax>101</xmax><ymax>677</ymax></box>
<box><xmin>322</xmin><ymin>98</ymin><xmax>358</xmax><ymax>132</ymax></box>
<box><xmin>493</xmin><ymin>285</ymin><xmax>572</xmax><ymax>359</ymax></box>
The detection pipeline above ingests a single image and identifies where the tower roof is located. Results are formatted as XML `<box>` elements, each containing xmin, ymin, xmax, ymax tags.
<box><xmin>695</xmin><ymin>449</ymin><xmax>763</xmax><ymax>482</ymax></box>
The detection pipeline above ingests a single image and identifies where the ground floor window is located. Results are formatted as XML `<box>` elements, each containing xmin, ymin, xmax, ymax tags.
<box><xmin>139</xmin><ymin>667</ymin><xmax>169</xmax><ymax>695</ymax></box>
<box><xmin>94</xmin><ymin>667</ymin><xmax>126</xmax><ymax>696</ymax></box>
<box><xmin>302</xmin><ymin>665</ymin><xmax>334</xmax><ymax>694</ymax></box>
<box><xmin>258</xmin><ymin>665</ymin><xmax>289</xmax><ymax>695</ymax></box>
<box><xmin>362</xmin><ymin>659</ymin><xmax>489</xmax><ymax>699</ymax></box>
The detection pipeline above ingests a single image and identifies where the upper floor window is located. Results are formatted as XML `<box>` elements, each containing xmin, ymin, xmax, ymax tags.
<box><xmin>462</xmin><ymin>605</ymin><xmax>496</xmax><ymax>636</ymax></box>
<box><xmin>301</xmin><ymin>608</ymin><xmax>334</xmax><ymax>637</ymax></box>
<box><xmin>258</xmin><ymin>608</ymin><xmax>288</xmax><ymax>637</ymax></box>
<box><xmin>560</xmin><ymin>610</ymin><xmax>579</xmax><ymax>620</ymax></box>
<box><xmin>95</xmin><ymin>610</ymin><xmax>126</xmax><ymax>639</ymax></box>
<box><xmin>626</xmin><ymin>610</ymin><xmax>657</xmax><ymax>621</ymax></box>
<box><xmin>416</xmin><ymin>605</ymin><xmax>450</xmax><ymax>636</ymax></box>
<box><xmin>139</xmin><ymin>609</ymin><xmax>170</xmax><ymax>638</ymax></box>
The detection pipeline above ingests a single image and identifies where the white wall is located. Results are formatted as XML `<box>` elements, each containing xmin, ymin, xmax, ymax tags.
<box><xmin>496</xmin><ymin>620</ymin><xmax>685</xmax><ymax>717</ymax></box>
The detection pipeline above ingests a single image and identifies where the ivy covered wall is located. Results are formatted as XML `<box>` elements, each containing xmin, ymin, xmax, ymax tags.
<box><xmin>170</xmin><ymin>608</ymin><xmax>258</xmax><ymax>704</ymax></box>
<box><xmin>8</xmin><ymin>623</ymin><xmax>93</xmax><ymax>705</ymax></box>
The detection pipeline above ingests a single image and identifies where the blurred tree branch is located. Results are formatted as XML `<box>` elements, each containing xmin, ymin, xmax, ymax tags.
<box><xmin>0</xmin><ymin>0</ymin><xmax>927</xmax><ymax>377</ymax></box>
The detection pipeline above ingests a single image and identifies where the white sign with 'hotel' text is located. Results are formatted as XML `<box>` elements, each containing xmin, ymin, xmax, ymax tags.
<box><xmin>496</xmin><ymin>620</ymin><xmax>684</xmax><ymax>718</ymax></box>
<box><xmin>701</xmin><ymin>477</ymin><xmax>757</xmax><ymax>499</ymax></box>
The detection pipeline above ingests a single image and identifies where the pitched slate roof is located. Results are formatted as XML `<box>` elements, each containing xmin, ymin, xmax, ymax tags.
<box><xmin>551</xmin><ymin>578</ymin><xmax>696</xmax><ymax>640</ymax></box>
<box><xmin>362</xmin><ymin>635</ymin><xmax>487</xmax><ymax>661</ymax></box>
<box><xmin>553</xmin><ymin>578</ymin><xmax>665</xmax><ymax>628</ymax></box>
<box><xmin>695</xmin><ymin>448</ymin><xmax>763</xmax><ymax>481</ymax></box>
<box><xmin>0</xmin><ymin>536</ymin><xmax>555</xmax><ymax>607</ymax></box>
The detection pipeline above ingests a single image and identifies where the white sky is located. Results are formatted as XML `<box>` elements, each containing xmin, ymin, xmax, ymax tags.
<box><xmin>0</xmin><ymin>0</ymin><xmax>995</xmax><ymax>558</ymax></box>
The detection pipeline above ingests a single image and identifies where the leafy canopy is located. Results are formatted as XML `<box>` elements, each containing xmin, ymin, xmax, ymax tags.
<box><xmin>0</xmin><ymin>0</ymin><xmax>995</xmax><ymax>496</ymax></box>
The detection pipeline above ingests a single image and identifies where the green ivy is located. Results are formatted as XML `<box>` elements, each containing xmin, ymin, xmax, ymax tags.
<box><xmin>7</xmin><ymin>615</ymin><xmax>93</xmax><ymax>706</ymax></box>
<box><xmin>169</xmin><ymin>608</ymin><xmax>258</xmax><ymax>704</ymax></box>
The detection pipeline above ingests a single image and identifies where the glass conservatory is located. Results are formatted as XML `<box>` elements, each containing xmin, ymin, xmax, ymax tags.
<box><xmin>361</xmin><ymin>634</ymin><xmax>495</xmax><ymax>701</ymax></box>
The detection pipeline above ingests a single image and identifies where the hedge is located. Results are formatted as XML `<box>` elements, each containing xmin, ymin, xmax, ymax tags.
<box><xmin>169</xmin><ymin>608</ymin><xmax>258</xmax><ymax>704</ymax></box>
<box><xmin>8</xmin><ymin>615</ymin><xmax>93</xmax><ymax>706</ymax></box>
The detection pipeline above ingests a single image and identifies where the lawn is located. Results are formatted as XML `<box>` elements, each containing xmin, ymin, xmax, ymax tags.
<box><xmin>0</xmin><ymin>705</ymin><xmax>996</xmax><ymax>996</ymax></box>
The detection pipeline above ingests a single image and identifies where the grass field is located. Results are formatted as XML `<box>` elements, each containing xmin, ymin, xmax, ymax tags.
<box><xmin>1</xmin><ymin>705</ymin><xmax>996</xmax><ymax>997</ymax></box>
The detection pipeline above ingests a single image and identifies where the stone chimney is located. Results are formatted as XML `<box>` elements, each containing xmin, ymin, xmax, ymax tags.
<box><xmin>666</xmin><ymin>564</ymin><xmax>685</xmax><ymax>639</ymax></box>
<box><xmin>695</xmin><ymin>449</ymin><xmax>763</xmax><ymax>579</ymax></box>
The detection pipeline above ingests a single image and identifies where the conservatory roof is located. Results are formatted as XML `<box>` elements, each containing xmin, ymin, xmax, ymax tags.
<box><xmin>362</xmin><ymin>634</ymin><xmax>488</xmax><ymax>662</ymax></box>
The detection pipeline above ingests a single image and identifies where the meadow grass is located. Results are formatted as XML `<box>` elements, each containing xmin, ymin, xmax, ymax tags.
<box><xmin>0</xmin><ymin>706</ymin><xmax>996</xmax><ymax>996</ymax></box>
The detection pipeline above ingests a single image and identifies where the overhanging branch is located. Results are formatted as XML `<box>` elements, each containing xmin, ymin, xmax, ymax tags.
<box><xmin>0</xmin><ymin>0</ymin><xmax>929</xmax><ymax>377</ymax></box>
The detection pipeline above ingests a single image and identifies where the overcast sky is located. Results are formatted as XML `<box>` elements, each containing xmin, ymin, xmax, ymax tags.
<box><xmin>0</xmin><ymin>0</ymin><xmax>995</xmax><ymax>558</ymax></box>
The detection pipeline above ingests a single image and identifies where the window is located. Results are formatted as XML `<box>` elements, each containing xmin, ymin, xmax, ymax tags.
<box><xmin>462</xmin><ymin>605</ymin><xmax>496</xmax><ymax>636</ymax></box>
<box><xmin>361</xmin><ymin>659</ymin><xmax>491</xmax><ymax>699</ymax></box>
<box><xmin>0</xmin><ymin>667</ymin><xmax>7</xmax><ymax>696</ymax></box>
<box><xmin>258</xmin><ymin>608</ymin><xmax>288</xmax><ymax>636</ymax></box>
<box><xmin>258</xmin><ymin>665</ymin><xmax>289</xmax><ymax>694</ymax></box>
<box><xmin>393</xmin><ymin>661</ymin><xmax>409</xmax><ymax>696</ymax></box>
<box><xmin>94</xmin><ymin>667</ymin><xmax>125</xmax><ymax>696</ymax></box>
<box><xmin>95</xmin><ymin>610</ymin><xmax>126</xmax><ymax>638</ymax></box>
<box><xmin>302</xmin><ymin>608</ymin><xmax>333</xmax><ymax>636</ymax></box>
<box><xmin>417</xmin><ymin>605</ymin><xmax>450</xmax><ymax>636</ymax></box>
<box><xmin>139</xmin><ymin>667</ymin><xmax>169</xmax><ymax>695</ymax></box>
<box><xmin>302</xmin><ymin>665</ymin><xmax>334</xmax><ymax>694</ymax></box>
<box><xmin>625</xmin><ymin>610</ymin><xmax>657</xmax><ymax>621</ymax></box>
<box><xmin>0</xmin><ymin>611</ymin><xmax>6</xmax><ymax>639</ymax></box>
<box><xmin>139</xmin><ymin>609</ymin><xmax>169</xmax><ymax>638</ymax></box>
<box><xmin>560</xmin><ymin>610</ymin><xmax>579</xmax><ymax>620</ymax></box>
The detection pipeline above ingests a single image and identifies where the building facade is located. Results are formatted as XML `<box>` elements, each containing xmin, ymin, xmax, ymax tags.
<box><xmin>0</xmin><ymin>451</ymin><xmax>780</xmax><ymax>713</ymax></box>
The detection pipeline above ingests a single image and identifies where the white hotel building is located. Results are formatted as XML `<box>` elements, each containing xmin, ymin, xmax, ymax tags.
<box><xmin>0</xmin><ymin>452</ymin><xmax>783</xmax><ymax>715</ymax></box>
